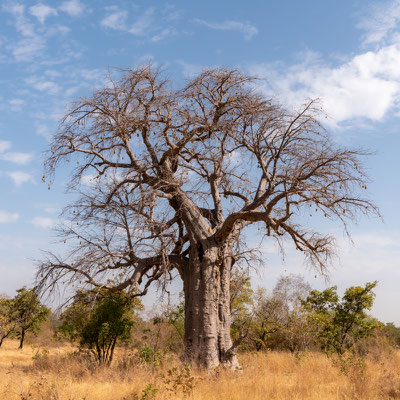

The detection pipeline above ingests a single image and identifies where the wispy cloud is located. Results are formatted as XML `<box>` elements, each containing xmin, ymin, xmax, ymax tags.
<box><xmin>31</xmin><ymin>216</ymin><xmax>57</xmax><ymax>229</ymax></box>
<box><xmin>100</xmin><ymin>6</ymin><xmax>175</xmax><ymax>41</ymax></box>
<box><xmin>34</xmin><ymin>122</ymin><xmax>53</xmax><ymax>140</ymax></box>
<box><xmin>3</xmin><ymin>1</ymin><xmax>77</xmax><ymax>63</ymax></box>
<box><xmin>101</xmin><ymin>7</ymin><xmax>154</xmax><ymax>36</ymax></box>
<box><xmin>0</xmin><ymin>140</ymin><xmax>11</xmax><ymax>153</ymax></box>
<box><xmin>59</xmin><ymin>0</ymin><xmax>85</xmax><ymax>17</ymax></box>
<box><xmin>8</xmin><ymin>98</ymin><xmax>25</xmax><ymax>112</ymax></box>
<box><xmin>176</xmin><ymin>60</ymin><xmax>214</xmax><ymax>78</ymax></box>
<box><xmin>35</xmin><ymin>203</ymin><xmax>59</xmax><ymax>214</ymax></box>
<box><xmin>25</xmin><ymin>76</ymin><xmax>60</xmax><ymax>94</ymax></box>
<box><xmin>7</xmin><ymin>171</ymin><xmax>35</xmax><ymax>186</ymax></box>
<box><xmin>1</xmin><ymin>152</ymin><xmax>34</xmax><ymax>165</ymax></box>
<box><xmin>0</xmin><ymin>210</ymin><xmax>19</xmax><ymax>223</ymax></box>
<box><xmin>0</xmin><ymin>141</ymin><xmax>33</xmax><ymax>165</ymax></box>
<box><xmin>193</xmin><ymin>19</ymin><xmax>258</xmax><ymax>40</ymax></box>
<box><xmin>11</xmin><ymin>36</ymin><xmax>46</xmax><ymax>62</ymax></box>
<box><xmin>4</xmin><ymin>3</ymin><xmax>35</xmax><ymax>36</ymax></box>
<box><xmin>358</xmin><ymin>0</ymin><xmax>400</xmax><ymax>46</ymax></box>
<box><xmin>128</xmin><ymin>8</ymin><xmax>154</xmax><ymax>36</ymax></box>
<box><xmin>101</xmin><ymin>8</ymin><xmax>127</xmax><ymax>30</ymax></box>
<box><xmin>29</xmin><ymin>3</ymin><xmax>58</xmax><ymax>24</ymax></box>
<box><xmin>3</xmin><ymin>3</ymin><xmax>45</xmax><ymax>62</ymax></box>
<box><xmin>151</xmin><ymin>28</ymin><xmax>174</xmax><ymax>42</ymax></box>
<box><xmin>164</xmin><ymin>5</ymin><xmax>183</xmax><ymax>21</ymax></box>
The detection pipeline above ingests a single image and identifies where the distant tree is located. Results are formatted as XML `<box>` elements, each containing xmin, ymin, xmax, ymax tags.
<box><xmin>384</xmin><ymin>323</ymin><xmax>400</xmax><ymax>347</ymax></box>
<box><xmin>0</xmin><ymin>297</ymin><xmax>15</xmax><ymax>348</ymax></box>
<box><xmin>59</xmin><ymin>289</ymin><xmax>142</xmax><ymax>365</ymax></box>
<box><xmin>11</xmin><ymin>288</ymin><xmax>50</xmax><ymax>349</ymax></box>
<box><xmin>302</xmin><ymin>281</ymin><xmax>378</xmax><ymax>355</ymax></box>
<box><xmin>272</xmin><ymin>275</ymin><xmax>313</xmax><ymax>352</ymax></box>
<box><xmin>230</xmin><ymin>268</ymin><xmax>254</xmax><ymax>346</ymax></box>
<box><xmin>250</xmin><ymin>288</ymin><xmax>283</xmax><ymax>351</ymax></box>
<box><xmin>248</xmin><ymin>275</ymin><xmax>312</xmax><ymax>352</ymax></box>
<box><xmin>37</xmin><ymin>66</ymin><xmax>378</xmax><ymax>369</ymax></box>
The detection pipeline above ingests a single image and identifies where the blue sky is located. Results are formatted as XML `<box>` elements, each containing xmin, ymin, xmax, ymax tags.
<box><xmin>0</xmin><ymin>0</ymin><xmax>400</xmax><ymax>322</ymax></box>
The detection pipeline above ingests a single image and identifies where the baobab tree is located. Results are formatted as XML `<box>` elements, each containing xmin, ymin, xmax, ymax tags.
<box><xmin>37</xmin><ymin>66</ymin><xmax>377</xmax><ymax>369</ymax></box>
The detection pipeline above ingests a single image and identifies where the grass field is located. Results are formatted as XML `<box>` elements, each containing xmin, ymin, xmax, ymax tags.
<box><xmin>1</xmin><ymin>340</ymin><xmax>400</xmax><ymax>399</ymax></box>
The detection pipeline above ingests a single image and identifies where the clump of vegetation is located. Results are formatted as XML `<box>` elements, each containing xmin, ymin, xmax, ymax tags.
<box><xmin>0</xmin><ymin>297</ymin><xmax>15</xmax><ymax>347</ymax></box>
<box><xmin>0</xmin><ymin>287</ymin><xmax>50</xmax><ymax>349</ymax></box>
<box><xmin>58</xmin><ymin>289</ymin><xmax>143</xmax><ymax>365</ymax></box>
<box><xmin>162</xmin><ymin>365</ymin><xmax>196</xmax><ymax>398</ymax></box>
<box><xmin>138</xmin><ymin>344</ymin><xmax>163</xmax><ymax>367</ymax></box>
<box><xmin>302</xmin><ymin>281</ymin><xmax>379</xmax><ymax>356</ymax></box>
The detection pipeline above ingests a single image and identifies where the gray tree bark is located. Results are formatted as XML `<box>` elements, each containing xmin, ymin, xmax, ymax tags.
<box><xmin>183</xmin><ymin>240</ymin><xmax>239</xmax><ymax>369</ymax></box>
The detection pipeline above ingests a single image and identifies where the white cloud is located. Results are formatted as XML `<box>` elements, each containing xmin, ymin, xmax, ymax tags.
<box><xmin>128</xmin><ymin>8</ymin><xmax>154</xmax><ymax>36</ymax></box>
<box><xmin>193</xmin><ymin>19</ymin><xmax>258</xmax><ymax>40</ymax></box>
<box><xmin>34</xmin><ymin>122</ymin><xmax>53</xmax><ymax>140</ymax></box>
<box><xmin>0</xmin><ymin>142</ymin><xmax>33</xmax><ymax>165</ymax></box>
<box><xmin>59</xmin><ymin>0</ymin><xmax>85</xmax><ymax>17</ymax></box>
<box><xmin>164</xmin><ymin>5</ymin><xmax>183</xmax><ymax>21</ymax></box>
<box><xmin>101</xmin><ymin>9</ymin><xmax>128</xmax><ymax>30</ymax></box>
<box><xmin>9</xmin><ymin>98</ymin><xmax>25</xmax><ymax>112</ymax></box>
<box><xmin>151</xmin><ymin>28</ymin><xmax>174</xmax><ymax>42</ymax></box>
<box><xmin>3</xmin><ymin>4</ymin><xmax>35</xmax><ymax>37</ymax></box>
<box><xmin>35</xmin><ymin>203</ymin><xmax>59</xmax><ymax>214</ymax></box>
<box><xmin>29</xmin><ymin>3</ymin><xmax>58</xmax><ymax>24</ymax></box>
<box><xmin>31</xmin><ymin>216</ymin><xmax>57</xmax><ymax>229</ymax></box>
<box><xmin>246</xmin><ymin>1</ymin><xmax>400</xmax><ymax>127</ymax></box>
<box><xmin>25</xmin><ymin>76</ymin><xmax>60</xmax><ymax>94</ymax></box>
<box><xmin>100</xmin><ymin>7</ymin><xmax>173</xmax><ymax>41</ymax></box>
<box><xmin>7</xmin><ymin>171</ymin><xmax>35</xmax><ymax>186</ymax></box>
<box><xmin>11</xmin><ymin>36</ymin><xmax>46</xmax><ymax>62</ymax></box>
<box><xmin>249</xmin><ymin>43</ymin><xmax>400</xmax><ymax>127</ymax></box>
<box><xmin>81</xmin><ymin>174</ymin><xmax>98</xmax><ymax>186</ymax></box>
<box><xmin>1</xmin><ymin>152</ymin><xmax>34</xmax><ymax>165</ymax></box>
<box><xmin>3</xmin><ymin>3</ymin><xmax>47</xmax><ymax>62</ymax></box>
<box><xmin>358</xmin><ymin>0</ymin><xmax>400</xmax><ymax>46</ymax></box>
<box><xmin>0</xmin><ymin>141</ymin><xmax>11</xmax><ymax>153</ymax></box>
<box><xmin>0</xmin><ymin>210</ymin><xmax>19</xmax><ymax>223</ymax></box>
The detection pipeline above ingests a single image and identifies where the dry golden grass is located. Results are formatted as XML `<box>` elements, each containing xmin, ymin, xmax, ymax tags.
<box><xmin>1</xmin><ymin>340</ymin><xmax>400</xmax><ymax>399</ymax></box>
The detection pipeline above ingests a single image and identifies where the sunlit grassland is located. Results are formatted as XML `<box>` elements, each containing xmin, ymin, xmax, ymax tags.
<box><xmin>1</xmin><ymin>340</ymin><xmax>400</xmax><ymax>399</ymax></box>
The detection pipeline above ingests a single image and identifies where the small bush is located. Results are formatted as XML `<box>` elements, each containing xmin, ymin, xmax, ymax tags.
<box><xmin>138</xmin><ymin>345</ymin><xmax>163</xmax><ymax>366</ymax></box>
<box><xmin>162</xmin><ymin>364</ymin><xmax>196</xmax><ymax>398</ymax></box>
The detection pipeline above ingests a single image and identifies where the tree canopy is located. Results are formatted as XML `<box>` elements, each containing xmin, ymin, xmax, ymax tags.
<box><xmin>11</xmin><ymin>287</ymin><xmax>50</xmax><ymax>349</ymax></box>
<box><xmin>37</xmin><ymin>65</ymin><xmax>378</xmax><ymax>368</ymax></box>
<box><xmin>58</xmin><ymin>289</ymin><xmax>142</xmax><ymax>364</ymax></box>
<box><xmin>302</xmin><ymin>281</ymin><xmax>378</xmax><ymax>355</ymax></box>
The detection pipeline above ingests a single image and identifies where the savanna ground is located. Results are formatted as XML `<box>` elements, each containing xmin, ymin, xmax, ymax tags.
<box><xmin>1</xmin><ymin>337</ymin><xmax>400</xmax><ymax>400</ymax></box>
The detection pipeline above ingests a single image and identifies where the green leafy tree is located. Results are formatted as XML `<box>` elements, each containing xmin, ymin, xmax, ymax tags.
<box><xmin>302</xmin><ymin>281</ymin><xmax>378</xmax><ymax>355</ymax></box>
<box><xmin>230</xmin><ymin>268</ymin><xmax>254</xmax><ymax>346</ymax></box>
<box><xmin>59</xmin><ymin>289</ymin><xmax>142</xmax><ymax>365</ymax></box>
<box><xmin>0</xmin><ymin>297</ymin><xmax>15</xmax><ymax>348</ymax></box>
<box><xmin>166</xmin><ymin>300</ymin><xmax>185</xmax><ymax>340</ymax></box>
<box><xmin>11</xmin><ymin>288</ymin><xmax>50</xmax><ymax>349</ymax></box>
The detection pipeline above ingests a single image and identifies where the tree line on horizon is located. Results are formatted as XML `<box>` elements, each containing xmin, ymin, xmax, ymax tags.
<box><xmin>1</xmin><ymin>274</ymin><xmax>399</xmax><ymax>368</ymax></box>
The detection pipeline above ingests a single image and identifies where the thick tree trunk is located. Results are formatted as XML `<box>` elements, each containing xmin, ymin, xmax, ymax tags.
<box><xmin>183</xmin><ymin>241</ymin><xmax>239</xmax><ymax>369</ymax></box>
